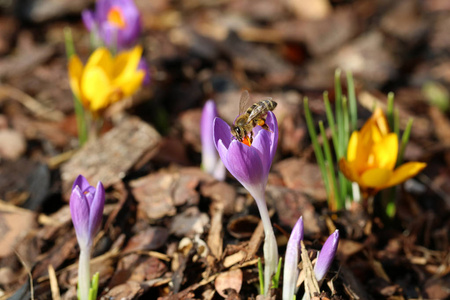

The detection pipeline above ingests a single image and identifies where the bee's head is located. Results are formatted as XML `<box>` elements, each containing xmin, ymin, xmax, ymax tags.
<box><xmin>231</xmin><ymin>126</ymin><xmax>244</xmax><ymax>141</ymax></box>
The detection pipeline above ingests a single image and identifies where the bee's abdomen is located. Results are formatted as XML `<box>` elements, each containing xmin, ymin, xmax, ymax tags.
<box><xmin>264</xmin><ymin>100</ymin><xmax>277</xmax><ymax>111</ymax></box>
<box><xmin>246</xmin><ymin>100</ymin><xmax>277</xmax><ymax>115</ymax></box>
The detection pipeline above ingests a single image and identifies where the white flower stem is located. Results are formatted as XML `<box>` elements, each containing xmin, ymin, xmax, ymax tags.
<box><xmin>78</xmin><ymin>248</ymin><xmax>91</xmax><ymax>300</ymax></box>
<box><xmin>254</xmin><ymin>195</ymin><xmax>278</xmax><ymax>295</ymax></box>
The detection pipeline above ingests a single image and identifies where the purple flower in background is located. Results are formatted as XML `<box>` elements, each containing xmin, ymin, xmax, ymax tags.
<box><xmin>82</xmin><ymin>0</ymin><xmax>142</xmax><ymax>50</ymax></box>
<box><xmin>314</xmin><ymin>230</ymin><xmax>339</xmax><ymax>282</ymax></box>
<box><xmin>201</xmin><ymin>100</ymin><xmax>225</xmax><ymax>181</ymax></box>
<box><xmin>70</xmin><ymin>175</ymin><xmax>105</xmax><ymax>249</ymax></box>
<box><xmin>282</xmin><ymin>217</ymin><xmax>304</xmax><ymax>300</ymax></box>
<box><xmin>138</xmin><ymin>58</ymin><xmax>151</xmax><ymax>86</ymax></box>
<box><xmin>213</xmin><ymin>111</ymin><xmax>278</xmax><ymax>294</ymax></box>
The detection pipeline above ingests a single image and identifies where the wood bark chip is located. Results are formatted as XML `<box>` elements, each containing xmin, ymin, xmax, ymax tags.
<box><xmin>0</xmin><ymin>84</ymin><xmax>64</xmax><ymax>121</ymax></box>
<box><xmin>274</xmin><ymin>158</ymin><xmax>328</xmax><ymax>202</ymax></box>
<box><xmin>207</xmin><ymin>201</ymin><xmax>224</xmax><ymax>259</ymax></box>
<box><xmin>0</xmin><ymin>201</ymin><xmax>37</xmax><ymax>258</ymax></box>
<box><xmin>170</xmin><ymin>206</ymin><xmax>210</xmax><ymax>237</ymax></box>
<box><xmin>132</xmin><ymin>167</ymin><xmax>214</xmax><ymax>221</ymax></box>
<box><xmin>227</xmin><ymin>215</ymin><xmax>260</xmax><ymax>239</ymax></box>
<box><xmin>214</xmin><ymin>269</ymin><xmax>243</xmax><ymax>298</ymax></box>
<box><xmin>245</xmin><ymin>219</ymin><xmax>265</xmax><ymax>261</ymax></box>
<box><xmin>61</xmin><ymin>116</ymin><xmax>161</xmax><ymax>196</ymax></box>
<box><xmin>267</xmin><ymin>185</ymin><xmax>322</xmax><ymax>236</ymax></box>
<box><xmin>47</xmin><ymin>264</ymin><xmax>61</xmax><ymax>300</ymax></box>
<box><xmin>103</xmin><ymin>281</ymin><xmax>144</xmax><ymax>299</ymax></box>
<box><xmin>108</xmin><ymin>254</ymin><xmax>167</xmax><ymax>287</ymax></box>
<box><xmin>201</xmin><ymin>181</ymin><xmax>237</xmax><ymax>216</ymax></box>
<box><xmin>301</xmin><ymin>240</ymin><xmax>320</xmax><ymax>298</ymax></box>
<box><xmin>123</xmin><ymin>227</ymin><xmax>169</xmax><ymax>254</ymax></box>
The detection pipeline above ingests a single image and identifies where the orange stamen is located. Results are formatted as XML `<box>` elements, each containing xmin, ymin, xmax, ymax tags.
<box><xmin>241</xmin><ymin>136</ymin><xmax>252</xmax><ymax>146</ymax></box>
<box><xmin>107</xmin><ymin>6</ymin><xmax>127</xmax><ymax>29</ymax></box>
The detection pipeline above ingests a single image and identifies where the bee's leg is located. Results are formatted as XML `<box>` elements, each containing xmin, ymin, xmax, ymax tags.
<box><xmin>260</xmin><ymin>122</ymin><xmax>273</xmax><ymax>133</ymax></box>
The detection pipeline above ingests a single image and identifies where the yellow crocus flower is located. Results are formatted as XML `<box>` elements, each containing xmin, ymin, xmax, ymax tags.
<box><xmin>68</xmin><ymin>46</ymin><xmax>145</xmax><ymax>115</ymax></box>
<box><xmin>339</xmin><ymin>108</ymin><xmax>426</xmax><ymax>195</ymax></box>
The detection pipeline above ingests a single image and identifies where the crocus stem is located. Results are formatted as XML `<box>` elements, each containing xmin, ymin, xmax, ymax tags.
<box><xmin>78</xmin><ymin>248</ymin><xmax>91</xmax><ymax>300</ymax></box>
<box><xmin>254</xmin><ymin>195</ymin><xmax>278</xmax><ymax>295</ymax></box>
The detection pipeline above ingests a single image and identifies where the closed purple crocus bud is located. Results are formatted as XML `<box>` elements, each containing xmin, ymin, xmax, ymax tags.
<box><xmin>70</xmin><ymin>175</ymin><xmax>105</xmax><ymax>249</ymax></box>
<box><xmin>201</xmin><ymin>100</ymin><xmax>225</xmax><ymax>181</ymax></box>
<box><xmin>82</xmin><ymin>0</ymin><xmax>142</xmax><ymax>50</ymax></box>
<box><xmin>213</xmin><ymin>111</ymin><xmax>278</xmax><ymax>294</ymax></box>
<box><xmin>282</xmin><ymin>216</ymin><xmax>304</xmax><ymax>300</ymax></box>
<box><xmin>314</xmin><ymin>230</ymin><xmax>339</xmax><ymax>282</ymax></box>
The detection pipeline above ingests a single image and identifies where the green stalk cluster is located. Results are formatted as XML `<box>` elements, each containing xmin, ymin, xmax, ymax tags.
<box><xmin>304</xmin><ymin>70</ymin><xmax>357</xmax><ymax>210</ymax></box>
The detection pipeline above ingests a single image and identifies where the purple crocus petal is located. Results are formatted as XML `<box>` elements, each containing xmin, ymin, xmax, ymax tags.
<box><xmin>116</xmin><ymin>0</ymin><xmax>141</xmax><ymax>48</ymax></box>
<box><xmin>251</xmin><ymin>129</ymin><xmax>272</xmax><ymax>179</ymax></box>
<box><xmin>265</xmin><ymin>111</ymin><xmax>278</xmax><ymax>162</ymax></box>
<box><xmin>282</xmin><ymin>216</ymin><xmax>303</xmax><ymax>300</ymax></box>
<box><xmin>226</xmin><ymin>140</ymin><xmax>264</xmax><ymax>186</ymax></box>
<box><xmin>88</xmin><ymin>0</ymin><xmax>142</xmax><ymax>49</ymax></box>
<box><xmin>82</xmin><ymin>10</ymin><xmax>96</xmax><ymax>31</ymax></box>
<box><xmin>213</xmin><ymin>160</ymin><xmax>226</xmax><ymax>181</ymax></box>
<box><xmin>314</xmin><ymin>229</ymin><xmax>340</xmax><ymax>281</ymax></box>
<box><xmin>72</xmin><ymin>175</ymin><xmax>92</xmax><ymax>193</ymax></box>
<box><xmin>70</xmin><ymin>186</ymin><xmax>90</xmax><ymax>248</ymax></box>
<box><xmin>138</xmin><ymin>58</ymin><xmax>151</xmax><ymax>85</ymax></box>
<box><xmin>84</xmin><ymin>186</ymin><xmax>96</xmax><ymax>205</ymax></box>
<box><xmin>213</xmin><ymin>117</ymin><xmax>233</xmax><ymax>150</ymax></box>
<box><xmin>95</xmin><ymin>0</ymin><xmax>110</xmax><ymax>23</ymax></box>
<box><xmin>88</xmin><ymin>181</ymin><xmax>105</xmax><ymax>243</ymax></box>
<box><xmin>201</xmin><ymin>101</ymin><xmax>219</xmax><ymax>175</ymax></box>
<box><xmin>99</xmin><ymin>23</ymin><xmax>117</xmax><ymax>47</ymax></box>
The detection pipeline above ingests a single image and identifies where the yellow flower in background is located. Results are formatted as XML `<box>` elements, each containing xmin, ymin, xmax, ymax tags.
<box><xmin>339</xmin><ymin>108</ymin><xmax>426</xmax><ymax>195</ymax></box>
<box><xmin>68</xmin><ymin>46</ymin><xmax>144</xmax><ymax>114</ymax></box>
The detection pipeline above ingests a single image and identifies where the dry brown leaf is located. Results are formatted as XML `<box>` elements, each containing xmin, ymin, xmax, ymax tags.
<box><xmin>214</xmin><ymin>269</ymin><xmax>243</xmax><ymax>298</ymax></box>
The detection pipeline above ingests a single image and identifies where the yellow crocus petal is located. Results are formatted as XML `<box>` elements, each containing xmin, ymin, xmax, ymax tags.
<box><xmin>68</xmin><ymin>55</ymin><xmax>83</xmax><ymax>100</ymax></box>
<box><xmin>85</xmin><ymin>47</ymin><xmax>114</xmax><ymax>76</ymax></box>
<box><xmin>347</xmin><ymin>131</ymin><xmax>359</xmax><ymax>162</ymax></box>
<box><xmin>372</xmin><ymin>108</ymin><xmax>390</xmax><ymax>136</ymax></box>
<box><xmin>373</xmin><ymin>133</ymin><xmax>398</xmax><ymax>170</ymax></box>
<box><xmin>383</xmin><ymin>162</ymin><xmax>427</xmax><ymax>188</ymax></box>
<box><xmin>360</xmin><ymin>168</ymin><xmax>392</xmax><ymax>188</ymax></box>
<box><xmin>369</xmin><ymin>122</ymin><xmax>383</xmax><ymax>143</ymax></box>
<box><xmin>81</xmin><ymin>66</ymin><xmax>112</xmax><ymax>111</ymax></box>
<box><xmin>360</xmin><ymin>108</ymin><xmax>389</xmax><ymax>141</ymax></box>
<box><xmin>338</xmin><ymin>158</ymin><xmax>359</xmax><ymax>183</ymax></box>
<box><xmin>113</xmin><ymin>45</ymin><xmax>142</xmax><ymax>81</ymax></box>
<box><xmin>120</xmin><ymin>71</ymin><xmax>145</xmax><ymax>97</ymax></box>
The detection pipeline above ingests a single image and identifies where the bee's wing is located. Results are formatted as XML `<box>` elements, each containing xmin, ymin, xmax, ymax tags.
<box><xmin>247</xmin><ymin>97</ymin><xmax>272</xmax><ymax>121</ymax></box>
<box><xmin>239</xmin><ymin>90</ymin><xmax>250</xmax><ymax>115</ymax></box>
<box><xmin>247</xmin><ymin>106</ymin><xmax>263</xmax><ymax>122</ymax></box>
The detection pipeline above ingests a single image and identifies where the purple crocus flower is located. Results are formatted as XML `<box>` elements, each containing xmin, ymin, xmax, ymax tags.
<box><xmin>213</xmin><ymin>111</ymin><xmax>278</xmax><ymax>294</ymax></box>
<box><xmin>314</xmin><ymin>230</ymin><xmax>339</xmax><ymax>282</ymax></box>
<box><xmin>282</xmin><ymin>217</ymin><xmax>304</xmax><ymax>300</ymax></box>
<box><xmin>82</xmin><ymin>0</ymin><xmax>141</xmax><ymax>50</ymax></box>
<box><xmin>70</xmin><ymin>175</ymin><xmax>105</xmax><ymax>300</ymax></box>
<box><xmin>70</xmin><ymin>175</ymin><xmax>105</xmax><ymax>248</ymax></box>
<box><xmin>201</xmin><ymin>100</ymin><xmax>225</xmax><ymax>181</ymax></box>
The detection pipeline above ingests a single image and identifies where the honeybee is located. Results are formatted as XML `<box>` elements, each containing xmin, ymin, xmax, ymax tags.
<box><xmin>231</xmin><ymin>90</ymin><xmax>277</xmax><ymax>144</ymax></box>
